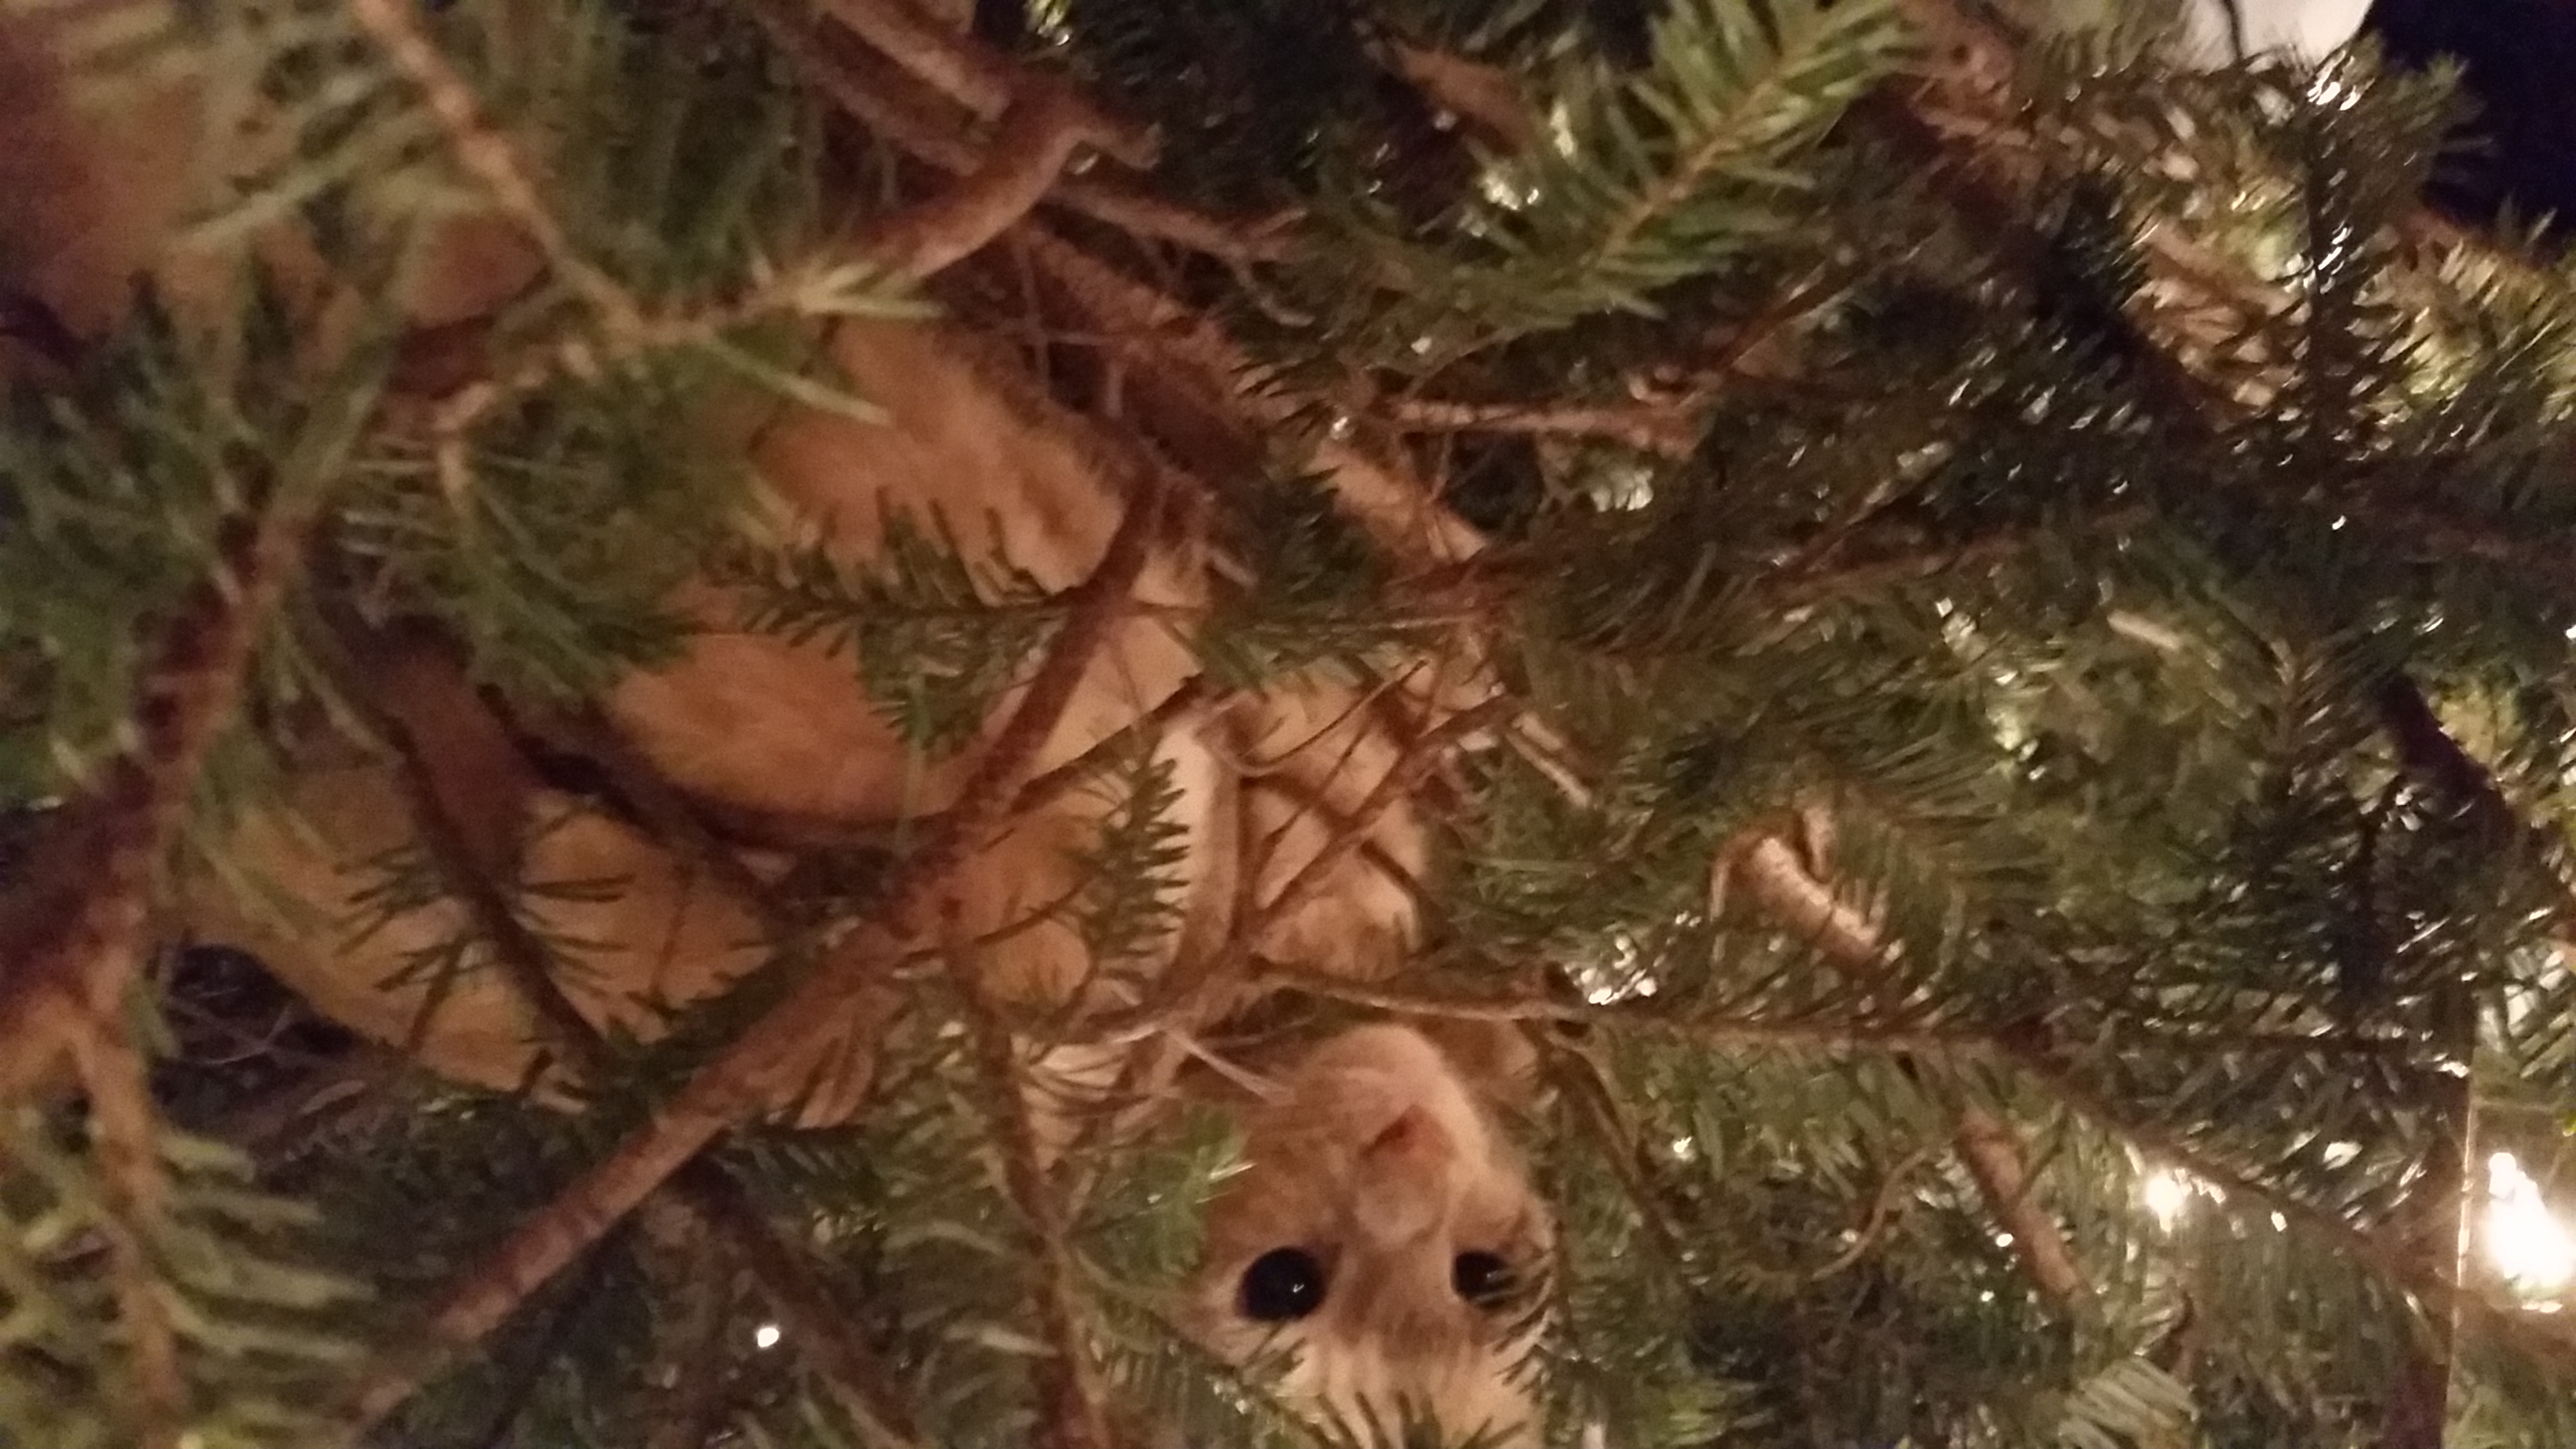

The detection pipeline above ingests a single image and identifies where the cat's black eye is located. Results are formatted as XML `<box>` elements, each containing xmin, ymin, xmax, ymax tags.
<box><xmin>1238</xmin><ymin>1246</ymin><xmax>1327</xmax><ymax>1322</ymax></box>
<box><xmin>1452</xmin><ymin>1250</ymin><xmax>1515</xmax><ymax>1308</ymax></box>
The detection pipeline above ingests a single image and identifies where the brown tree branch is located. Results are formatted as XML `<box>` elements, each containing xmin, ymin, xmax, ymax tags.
<box><xmin>1241</xmin><ymin>774</ymin><xmax>1437</xmax><ymax>922</ymax></box>
<box><xmin>632</xmin><ymin>674</ymin><xmax>1228</xmax><ymax>855</ymax></box>
<box><xmin>1383</xmin><ymin>42</ymin><xmax>1534</xmax><ymax>154</ymax></box>
<box><xmin>1732</xmin><ymin>836</ymin><xmax>2093</xmax><ymax>1307</ymax></box>
<box><xmin>1262</xmin><ymin>972</ymin><xmax>1994</xmax><ymax>1053</ymax></box>
<box><xmin>816</xmin><ymin>0</ymin><xmax>1155</xmax><ymax>169</ymax></box>
<box><xmin>66</xmin><ymin>1023</ymin><xmax>186</xmax><ymax>1449</ymax></box>
<box><xmin>1383</xmin><ymin>395</ymin><xmax>1701</xmax><ymax>459</ymax></box>
<box><xmin>336</xmin><ymin>477</ymin><xmax>1169</xmax><ymax>1435</ymax></box>
<box><xmin>0</xmin><ymin>488</ymin><xmax>304</xmax><ymax>1446</ymax></box>
<box><xmin>316</xmin><ymin>623</ymin><xmax>932</xmax><ymax>1444</ymax></box>
<box><xmin>343</xmin><ymin>0</ymin><xmax>640</xmax><ymax>336</ymax></box>
<box><xmin>851</xmin><ymin>77</ymin><xmax>1121</xmax><ymax>279</ymax></box>
<box><xmin>2364</xmin><ymin>674</ymin><xmax>2533</xmax><ymax>1448</ymax></box>
<box><xmin>761</xmin><ymin>12</ymin><xmax>1282</xmax><ymax>261</ymax></box>
<box><xmin>949</xmin><ymin>927</ymin><xmax>1113</xmax><ymax>1449</ymax></box>
<box><xmin>0</xmin><ymin>502</ymin><xmax>304</xmax><ymax>1096</ymax></box>
<box><xmin>2009</xmin><ymin>1044</ymin><xmax>2576</xmax><ymax>1384</ymax></box>
<box><xmin>1091</xmin><ymin>695</ymin><xmax>1520</xmax><ymax>1043</ymax></box>
<box><xmin>323</xmin><ymin>637</ymin><xmax>608</xmax><ymax>1069</ymax></box>
<box><xmin>676</xmin><ymin>1163</ymin><xmax>926</xmax><ymax>1449</ymax></box>
<box><xmin>1012</xmin><ymin>227</ymin><xmax>1495</xmax><ymax>574</ymax></box>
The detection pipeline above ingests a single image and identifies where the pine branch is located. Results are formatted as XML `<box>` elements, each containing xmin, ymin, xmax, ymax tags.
<box><xmin>2011</xmin><ymin>1046</ymin><xmax>2576</xmax><ymax>1392</ymax></box>
<box><xmin>414</xmin><ymin>41</ymin><xmax>1129</xmax><ymax>510</ymax></box>
<box><xmin>1242</xmin><ymin>774</ymin><xmax>1436</xmax><ymax>921</ymax></box>
<box><xmin>1732</xmin><ymin>835</ymin><xmax>2093</xmax><ymax>1307</ymax></box>
<box><xmin>949</xmin><ymin>930</ymin><xmax>1113</xmax><ymax>1449</ymax></box>
<box><xmin>1874</xmin><ymin>13</ymin><xmax>2576</xmax><ymax>1410</ymax></box>
<box><xmin>344</xmin><ymin>0</ymin><xmax>642</xmax><ymax>337</ymax></box>
<box><xmin>417</xmin><ymin>249</ymin><xmax>908</xmax><ymax>505</ymax></box>
<box><xmin>1383</xmin><ymin>41</ymin><xmax>1534</xmax><ymax>155</ymax></box>
<box><xmin>1737</xmin><ymin>1143</ymin><xmax>1941</xmax><ymax>1293</ymax></box>
<box><xmin>1092</xmin><ymin>695</ymin><xmax>1520</xmax><ymax>1041</ymax></box>
<box><xmin>541</xmin><ymin>705</ymin><xmax>797</xmax><ymax>934</ymax></box>
<box><xmin>1013</xmin><ymin>228</ymin><xmax>1495</xmax><ymax>574</ymax></box>
<box><xmin>849</xmin><ymin>74</ymin><xmax>1130</xmax><ymax>279</ymax></box>
<box><xmin>1893</xmin><ymin>0</ymin><xmax>2548</xmax><ymax>319</ymax></box>
<box><xmin>0</xmin><ymin>476</ymin><xmax>309</xmax><ymax>1447</ymax></box>
<box><xmin>65</xmin><ymin>1022</ymin><xmax>186</xmax><ymax>1449</ymax></box>
<box><xmin>1383</xmin><ymin>395</ymin><xmax>1701</xmax><ymax>459</ymax></box>
<box><xmin>759</xmin><ymin>9</ymin><xmax>1280</xmax><ymax>261</ymax></box>
<box><xmin>816</xmin><ymin>0</ymin><xmax>1155</xmax><ymax>169</ymax></box>
<box><xmin>679</xmin><ymin>673</ymin><xmax>1228</xmax><ymax>852</ymax></box>
<box><xmin>322</xmin><ymin>625</ymin><xmax>930</xmax><ymax>1447</ymax></box>
<box><xmin>1264</xmin><ymin>970</ymin><xmax>1994</xmax><ymax>1054</ymax></box>
<box><xmin>1572</xmin><ymin>0</ymin><xmax>1895</xmax><ymax>283</ymax></box>
<box><xmin>0</xmin><ymin>498</ymin><xmax>305</xmax><ymax>1097</ymax></box>
<box><xmin>336</xmin><ymin>476</ymin><xmax>1170</xmax><ymax>1435</ymax></box>
<box><xmin>676</xmin><ymin>1163</ymin><xmax>925</xmax><ymax>1449</ymax></box>
<box><xmin>2365</xmin><ymin>674</ymin><xmax>2524</xmax><ymax>1449</ymax></box>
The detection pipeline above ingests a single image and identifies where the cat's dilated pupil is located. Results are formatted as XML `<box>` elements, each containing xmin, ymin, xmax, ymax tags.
<box><xmin>1451</xmin><ymin>1250</ymin><xmax>1514</xmax><ymax>1309</ymax></box>
<box><xmin>1240</xmin><ymin>1246</ymin><xmax>1328</xmax><ymax>1322</ymax></box>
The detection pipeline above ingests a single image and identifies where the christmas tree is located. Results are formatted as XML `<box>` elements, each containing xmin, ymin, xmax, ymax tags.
<box><xmin>6</xmin><ymin>0</ymin><xmax>2576</xmax><ymax>1443</ymax></box>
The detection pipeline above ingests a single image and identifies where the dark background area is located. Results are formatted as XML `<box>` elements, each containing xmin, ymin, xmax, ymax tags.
<box><xmin>2367</xmin><ymin>0</ymin><xmax>2576</xmax><ymax>236</ymax></box>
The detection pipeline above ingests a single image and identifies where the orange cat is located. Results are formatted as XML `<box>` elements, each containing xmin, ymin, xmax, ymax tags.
<box><xmin>1189</xmin><ymin>1023</ymin><xmax>1551</xmax><ymax>1447</ymax></box>
<box><xmin>6</xmin><ymin>9</ymin><xmax>1551</xmax><ymax>1443</ymax></box>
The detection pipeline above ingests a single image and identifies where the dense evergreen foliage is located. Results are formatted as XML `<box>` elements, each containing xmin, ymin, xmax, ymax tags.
<box><xmin>7</xmin><ymin>0</ymin><xmax>2576</xmax><ymax>1444</ymax></box>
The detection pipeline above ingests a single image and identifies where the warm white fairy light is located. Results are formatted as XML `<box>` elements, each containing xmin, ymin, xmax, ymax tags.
<box><xmin>2142</xmin><ymin>1169</ymin><xmax>2192</xmax><ymax>1230</ymax></box>
<box><xmin>754</xmin><ymin>1323</ymin><xmax>783</xmax><ymax>1350</ymax></box>
<box><xmin>2486</xmin><ymin>1152</ymin><xmax>2576</xmax><ymax>1298</ymax></box>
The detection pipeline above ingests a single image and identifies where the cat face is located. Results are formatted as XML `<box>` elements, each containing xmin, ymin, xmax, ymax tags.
<box><xmin>1188</xmin><ymin>1024</ymin><xmax>1552</xmax><ymax>1448</ymax></box>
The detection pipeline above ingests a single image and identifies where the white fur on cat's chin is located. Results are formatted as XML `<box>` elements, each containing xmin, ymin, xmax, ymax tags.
<box><xmin>1187</xmin><ymin>1024</ymin><xmax>1551</xmax><ymax>1449</ymax></box>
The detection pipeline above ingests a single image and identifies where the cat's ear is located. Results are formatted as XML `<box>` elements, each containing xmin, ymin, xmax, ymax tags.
<box><xmin>1413</xmin><ymin>1017</ymin><xmax>1545</xmax><ymax>1114</ymax></box>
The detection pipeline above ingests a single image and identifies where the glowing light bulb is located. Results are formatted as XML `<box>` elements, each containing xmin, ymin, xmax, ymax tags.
<box><xmin>2487</xmin><ymin>1152</ymin><xmax>2576</xmax><ymax>1297</ymax></box>
<box><xmin>2143</xmin><ymin>1169</ymin><xmax>2192</xmax><ymax>1230</ymax></box>
<box><xmin>754</xmin><ymin>1323</ymin><xmax>783</xmax><ymax>1350</ymax></box>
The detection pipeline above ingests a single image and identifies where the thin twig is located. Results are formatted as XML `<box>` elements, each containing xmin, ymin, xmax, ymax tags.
<box><xmin>627</xmin><ymin>674</ymin><xmax>1227</xmax><ymax>855</ymax></box>
<box><xmin>66</xmin><ymin>1024</ymin><xmax>186</xmax><ymax>1449</ymax></box>
<box><xmin>1262</xmin><ymin>971</ymin><xmax>1990</xmax><ymax>1054</ymax></box>
<box><xmin>323</xmin><ymin>635</ymin><xmax>931</xmax><ymax>1441</ymax></box>
<box><xmin>1383</xmin><ymin>41</ymin><xmax>1533</xmax><ymax>154</ymax></box>
<box><xmin>311</xmin><ymin>620</ymin><xmax>608</xmax><ymax>1070</ymax></box>
<box><xmin>1731</xmin><ymin>834</ymin><xmax>2093</xmax><ymax>1306</ymax></box>
<box><xmin>0</xmin><ymin>486</ymin><xmax>305</xmax><ymax>1449</ymax></box>
<box><xmin>948</xmin><ymin>923</ymin><xmax>1113</xmax><ymax>1449</ymax></box>
<box><xmin>1740</xmin><ymin>1144</ymin><xmax>1943</xmax><ymax>1292</ymax></box>
<box><xmin>343</xmin><ymin>0</ymin><xmax>640</xmax><ymax>336</ymax></box>
<box><xmin>1383</xmin><ymin>395</ymin><xmax>1701</xmax><ymax>459</ymax></box>
<box><xmin>0</xmin><ymin>500</ymin><xmax>305</xmax><ymax>1095</ymax></box>
<box><xmin>676</xmin><ymin>1163</ymin><xmax>926</xmax><ymax>1449</ymax></box>
<box><xmin>1013</xmin><ymin>228</ymin><xmax>1494</xmax><ymax>574</ymax></box>
<box><xmin>2010</xmin><ymin>1045</ymin><xmax>2576</xmax><ymax>1379</ymax></box>
<box><xmin>816</xmin><ymin>0</ymin><xmax>1154</xmax><ymax>168</ymax></box>
<box><xmin>760</xmin><ymin>12</ymin><xmax>1279</xmax><ymax>261</ymax></box>
<box><xmin>1084</xmin><ymin>695</ymin><xmax>1517</xmax><ymax>1047</ymax></box>
<box><xmin>1241</xmin><ymin>775</ymin><xmax>1437</xmax><ymax>923</ymax></box>
<box><xmin>851</xmin><ymin>77</ymin><xmax>1117</xmax><ymax>279</ymax></box>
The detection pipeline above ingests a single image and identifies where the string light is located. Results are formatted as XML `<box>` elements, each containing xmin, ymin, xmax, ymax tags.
<box><xmin>2486</xmin><ymin>1152</ymin><xmax>2575</xmax><ymax>1299</ymax></box>
<box><xmin>754</xmin><ymin>1323</ymin><xmax>783</xmax><ymax>1350</ymax></box>
<box><xmin>2142</xmin><ymin>1169</ymin><xmax>2192</xmax><ymax>1230</ymax></box>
